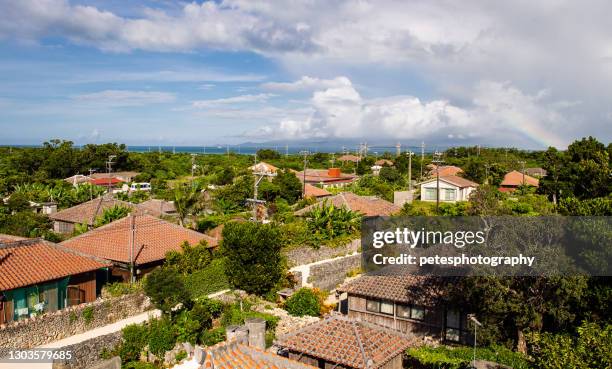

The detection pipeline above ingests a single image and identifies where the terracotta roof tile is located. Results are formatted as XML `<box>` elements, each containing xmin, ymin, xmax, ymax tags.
<box><xmin>201</xmin><ymin>342</ymin><xmax>316</xmax><ymax>369</ymax></box>
<box><xmin>138</xmin><ymin>199</ymin><xmax>177</xmax><ymax>216</ymax></box>
<box><xmin>338</xmin><ymin>154</ymin><xmax>361</xmax><ymax>163</ymax></box>
<box><xmin>374</xmin><ymin>159</ymin><xmax>394</xmax><ymax>166</ymax></box>
<box><xmin>500</xmin><ymin>170</ymin><xmax>539</xmax><ymax>187</ymax></box>
<box><xmin>276</xmin><ymin>316</ymin><xmax>415</xmax><ymax>369</ymax></box>
<box><xmin>428</xmin><ymin>165</ymin><xmax>463</xmax><ymax>177</ymax></box>
<box><xmin>294</xmin><ymin>169</ymin><xmax>357</xmax><ymax>184</ymax></box>
<box><xmin>49</xmin><ymin>197</ymin><xmax>140</xmax><ymax>225</ymax></box>
<box><xmin>60</xmin><ymin>215</ymin><xmax>217</xmax><ymax>264</ymax></box>
<box><xmin>337</xmin><ymin>275</ymin><xmax>448</xmax><ymax>306</ymax></box>
<box><xmin>250</xmin><ymin>162</ymin><xmax>279</xmax><ymax>173</ymax></box>
<box><xmin>90</xmin><ymin>177</ymin><xmax>123</xmax><ymax>186</ymax></box>
<box><xmin>304</xmin><ymin>184</ymin><xmax>331</xmax><ymax>198</ymax></box>
<box><xmin>295</xmin><ymin>192</ymin><xmax>400</xmax><ymax>217</ymax></box>
<box><xmin>0</xmin><ymin>238</ymin><xmax>110</xmax><ymax>291</ymax></box>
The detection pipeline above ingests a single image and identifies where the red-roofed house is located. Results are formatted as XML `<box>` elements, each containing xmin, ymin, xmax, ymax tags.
<box><xmin>294</xmin><ymin>168</ymin><xmax>358</xmax><ymax>188</ymax></box>
<box><xmin>49</xmin><ymin>197</ymin><xmax>140</xmax><ymax>234</ymax></box>
<box><xmin>61</xmin><ymin>215</ymin><xmax>217</xmax><ymax>282</ymax></box>
<box><xmin>499</xmin><ymin>170</ymin><xmax>539</xmax><ymax>193</ymax></box>
<box><xmin>0</xmin><ymin>236</ymin><xmax>110</xmax><ymax>324</ymax></box>
<box><xmin>419</xmin><ymin>175</ymin><xmax>478</xmax><ymax>202</ymax></box>
<box><xmin>304</xmin><ymin>183</ymin><xmax>332</xmax><ymax>199</ymax></box>
<box><xmin>338</xmin><ymin>154</ymin><xmax>361</xmax><ymax>163</ymax></box>
<box><xmin>427</xmin><ymin>165</ymin><xmax>463</xmax><ymax>177</ymax></box>
<box><xmin>294</xmin><ymin>192</ymin><xmax>400</xmax><ymax>217</ymax></box>
<box><xmin>276</xmin><ymin>315</ymin><xmax>415</xmax><ymax>369</ymax></box>
<box><xmin>337</xmin><ymin>275</ymin><xmax>471</xmax><ymax>344</ymax></box>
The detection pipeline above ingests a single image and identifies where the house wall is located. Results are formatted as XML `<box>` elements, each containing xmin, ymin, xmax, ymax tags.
<box><xmin>0</xmin><ymin>300</ymin><xmax>13</xmax><ymax>325</ymax></box>
<box><xmin>54</xmin><ymin>220</ymin><xmax>76</xmax><ymax>234</ymax></box>
<box><xmin>420</xmin><ymin>182</ymin><xmax>475</xmax><ymax>202</ymax></box>
<box><xmin>68</xmin><ymin>271</ymin><xmax>98</xmax><ymax>305</ymax></box>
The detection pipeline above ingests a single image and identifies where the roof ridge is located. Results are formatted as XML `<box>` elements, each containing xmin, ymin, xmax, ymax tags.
<box><xmin>42</xmin><ymin>239</ymin><xmax>111</xmax><ymax>266</ymax></box>
<box><xmin>0</xmin><ymin>237</ymin><xmax>44</xmax><ymax>249</ymax></box>
<box><xmin>351</xmin><ymin>320</ymin><xmax>371</xmax><ymax>369</ymax></box>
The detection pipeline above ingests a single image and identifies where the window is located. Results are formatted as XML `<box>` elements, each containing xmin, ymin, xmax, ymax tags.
<box><xmin>411</xmin><ymin>305</ymin><xmax>425</xmax><ymax>320</ymax></box>
<box><xmin>445</xmin><ymin>309</ymin><xmax>463</xmax><ymax>342</ymax></box>
<box><xmin>444</xmin><ymin>188</ymin><xmax>457</xmax><ymax>201</ymax></box>
<box><xmin>396</xmin><ymin>304</ymin><xmax>410</xmax><ymax>318</ymax></box>
<box><xmin>380</xmin><ymin>300</ymin><xmax>394</xmax><ymax>315</ymax></box>
<box><xmin>424</xmin><ymin>188</ymin><xmax>437</xmax><ymax>200</ymax></box>
<box><xmin>366</xmin><ymin>299</ymin><xmax>380</xmax><ymax>313</ymax></box>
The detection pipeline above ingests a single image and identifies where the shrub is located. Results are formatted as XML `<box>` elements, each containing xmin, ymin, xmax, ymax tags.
<box><xmin>102</xmin><ymin>281</ymin><xmax>143</xmax><ymax>297</ymax></box>
<box><xmin>123</xmin><ymin>362</ymin><xmax>158</xmax><ymax>369</ymax></box>
<box><xmin>143</xmin><ymin>267</ymin><xmax>191</xmax><ymax>314</ymax></box>
<box><xmin>200</xmin><ymin>327</ymin><xmax>226</xmax><ymax>346</ymax></box>
<box><xmin>222</xmin><ymin>222</ymin><xmax>284</xmax><ymax>295</ymax></box>
<box><xmin>221</xmin><ymin>302</ymin><xmax>280</xmax><ymax>332</ymax></box>
<box><xmin>165</xmin><ymin>240</ymin><xmax>213</xmax><ymax>274</ymax></box>
<box><xmin>285</xmin><ymin>288</ymin><xmax>321</xmax><ymax>317</ymax></box>
<box><xmin>305</xmin><ymin>201</ymin><xmax>360</xmax><ymax>241</ymax></box>
<box><xmin>175</xmin><ymin>350</ymin><xmax>187</xmax><ymax>362</ymax></box>
<box><xmin>183</xmin><ymin>258</ymin><xmax>229</xmax><ymax>299</ymax></box>
<box><xmin>406</xmin><ymin>345</ymin><xmax>530</xmax><ymax>369</ymax></box>
<box><xmin>82</xmin><ymin>306</ymin><xmax>94</xmax><ymax>324</ymax></box>
<box><xmin>119</xmin><ymin>323</ymin><xmax>149</xmax><ymax>363</ymax></box>
<box><xmin>147</xmin><ymin>317</ymin><xmax>176</xmax><ymax>358</ymax></box>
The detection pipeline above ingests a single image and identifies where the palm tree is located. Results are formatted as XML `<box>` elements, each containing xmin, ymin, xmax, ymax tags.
<box><xmin>173</xmin><ymin>185</ymin><xmax>200</xmax><ymax>227</ymax></box>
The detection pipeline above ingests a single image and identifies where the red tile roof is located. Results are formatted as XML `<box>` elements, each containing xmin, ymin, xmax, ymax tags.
<box><xmin>0</xmin><ymin>238</ymin><xmax>110</xmax><ymax>291</ymax></box>
<box><xmin>374</xmin><ymin>159</ymin><xmax>394</xmax><ymax>166</ymax></box>
<box><xmin>61</xmin><ymin>215</ymin><xmax>217</xmax><ymax>265</ymax></box>
<box><xmin>295</xmin><ymin>192</ymin><xmax>400</xmax><ymax>217</ymax></box>
<box><xmin>138</xmin><ymin>199</ymin><xmax>177</xmax><ymax>216</ymax></box>
<box><xmin>249</xmin><ymin>162</ymin><xmax>279</xmax><ymax>174</ymax></box>
<box><xmin>90</xmin><ymin>177</ymin><xmax>123</xmax><ymax>186</ymax></box>
<box><xmin>201</xmin><ymin>342</ymin><xmax>316</xmax><ymax>369</ymax></box>
<box><xmin>500</xmin><ymin>170</ymin><xmax>539</xmax><ymax>187</ymax></box>
<box><xmin>428</xmin><ymin>165</ymin><xmax>463</xmax><ymax>177</ymax></box>
<box><xmin>49</xmin><ymin>197</ymin><xmax>140</xmax><ymax>225</ymax></box>
<box><xmin>294</xmin><ymin>169</ymin><xmax>357</xmax><ymax>184</ymax></box>
<box><xmin>276</xmin><ymin>316</ymin><xmax>415</xmax><ymax>369</ymax></box>
<box><xmin>304</xmin><ymin>184</ymin><xmax>331</xmax><ymax>198</ymax></box>
<box><xmin>338</xmin><ymin>275</ymin><xmax>447</xmax><ymax>306</ymax></box>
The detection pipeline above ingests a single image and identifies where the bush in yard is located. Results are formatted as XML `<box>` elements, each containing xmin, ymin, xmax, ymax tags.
<box><xmin>143</xmin><ymin>267</ymin><xmax>191</xmax><ymax>314</ymax></box>
<box><xmin>165</xmin><ymin>240</ymin><xmax>213</xmax><ymax>274</ymax></box>
<box><xmin>147</xmin><ymin>317</ymin><xmax>176</xmax><ymax>358</ymax></box>
<box><xmin>406</xmin><ymin>345</ymin><xmax>529</xmax><ymax>369</ymax></box>
<box><xmin>200</xmin><ymin>327</ymin><xmax>226</xmax><ymax>346</ymax></box>
<box><xmin>183</xmin><ymin>258</ymin><xmax>229</xmax><ymax>298</ymax></box>
<box><xmin>285</xmin><ymin>288</ymin><xmax>321</xmax><ymax>317</ymax></box>
<box><xmin>118</xmin><ymin>323</ymin><xmax>149</xmax><ymax>363</ymax></box>
<box><xmin>222</xmin><ymin>222</ymin><xmax>284</xmax><ymax>295</ymax></box>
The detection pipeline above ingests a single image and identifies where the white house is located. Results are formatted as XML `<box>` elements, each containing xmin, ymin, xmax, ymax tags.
<box><xmin>419</xmin><ymin>175</ymin><xmax>478</xmax><ymax>202</ymax></box>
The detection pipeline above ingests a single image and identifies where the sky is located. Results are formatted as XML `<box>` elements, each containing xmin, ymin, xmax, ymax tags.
<box><xmin>0</xmin><ymin>0</ymin><xmax>611</xmax><ymax>149</ymax></box>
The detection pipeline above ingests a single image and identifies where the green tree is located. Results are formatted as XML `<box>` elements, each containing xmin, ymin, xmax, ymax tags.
<box><xmin>164</xmin><ymin>240</ymin><xmax>213</xmax><ymax>274</ymax></box>
<box><xmin>94</xmin><ymin>205</ymin><xmax>131</xmax><ymax>227</ymax></box>
<box><xmin>143</xmin><ymin>267</ymin><xmax>191</xmax><ymax>314</ymax></box>
<box><xmin>272</xmin><ymin>169</ymin><xmax>302</xmax><ymax>204</ymax></box>
<box><xmin>173</xmin><ymin>185</ymin><xmax>200</xmax><ymax>226</ymax></box>
<box><xmin>256</xmin><ymin>149</ymin><xmax>281</xmax><ymax>160</ymax></box>
<box><xmin>305</xmin><ymin>200</ymin><xmax>360</xmax><ymax>241</ymax></box>
<box><xmin>378</xmin><ymin>166</ymin><xmax>402</xmax><ymax>184</ymax></box>
<box><xmin>284</xmin><ymin>288</ymin><xmax>321</xmax><ymax>317</ymax></box>
<box><xmin>222</xmin><ymin>222</ymin><xmax>284</xmax><ymax>295</ymax></box>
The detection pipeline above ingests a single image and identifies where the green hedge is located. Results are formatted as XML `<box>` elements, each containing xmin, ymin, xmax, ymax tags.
<box><xmin>406</xmin><ymin>345</ymin><xmax>529</xmax><ymax>369</ymax></box>
<box><xmin>183</xmin><ymin>258</ymin><xmax>229</xmax><ymax>298</ymax></box>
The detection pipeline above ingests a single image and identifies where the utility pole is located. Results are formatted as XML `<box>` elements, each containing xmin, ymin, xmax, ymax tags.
<box><xmin>519</xmin><ymin>160</ymin><xmax>526</xmax><ymax>187</ymax></box>
<box><xmin>190</xmin><ymin>153</ymin><xmax>197</xmax><ymax>186</ymax></box>
<box><xmin>396</xmin><ymin>142</ymin><xmax>401</xmax><ymax>157</ymax></box>
<box><xmin>420</xmin><ymin>141</ymin><xmax>425</xmax><ymax>181</ymax></box>
<box><xmin>88</xmin><ymin>168</ymin><xmax>96</xmax><ymax>200</ymax></box>
<box><xmin>484</xmin><ymin>163</ymin><xmax>490</xmax><ymax>185</ymax></box>
<box><xmin>300</xmin><ymin>150</ymin><xmax>309</xmax><ymax>197</ymax></box>
<box><xmin>247</xmin><ymin>153</ymin><xmax>273</xmax><ymax>222</ymax></box>
<box><xmin>432</xmin><ymin>151</ymin><xmax>444</xmax><ymax>210</ymax></box>
<box><xmin>407</xmin><ymin>151</ymin><xmax>414</xmax><ymax>191</ymax></box>
<box><xmin>105</xmin><ymin>155</ymin><xmax>116</xmax><ymax>194</ymax></box>
<box><xmin>129</xmin><ymin>213</ymin><xmax>136</xmax><ymax>283</ymax></box>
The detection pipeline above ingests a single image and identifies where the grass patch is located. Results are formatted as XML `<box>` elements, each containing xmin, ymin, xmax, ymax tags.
<box><xmin>183</xmin><ymin>258</ymin><xmax>230</xmax><ymax>299</ymax></box>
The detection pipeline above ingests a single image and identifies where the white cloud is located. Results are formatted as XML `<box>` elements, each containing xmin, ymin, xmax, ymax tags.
<box><xmin>73</xmin><ymin>90</ymin><xmax>176</xmax><ymax>106</ymax></box>
<box><xmin>252</xmin><ymin>77</ymin><xmax>572</xmax><ymax>147</ymax></box>
<box><xmin>191</xmin><ymin>93</ymin><xmax>275</xmax><ymax>108</ymax></box>
<box><xmin>261</xmin><ymin>76</ymin><xmax>351</xmax><ymax>91</ymax></box>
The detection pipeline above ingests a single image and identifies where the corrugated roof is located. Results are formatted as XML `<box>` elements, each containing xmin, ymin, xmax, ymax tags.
<box><xmin>60</xmin><ymin>215</ymin><xmax>216</xmax><ymax>264</ymax></box>
<box><xmin>276</xmin><ymin>316</ymin><xmax>415</xmax><ymax>369</ymax></box>
<box><xmin>0</xmin><ymin>238</ymin><xmax>110</xmax><ymax>291</ymax></box>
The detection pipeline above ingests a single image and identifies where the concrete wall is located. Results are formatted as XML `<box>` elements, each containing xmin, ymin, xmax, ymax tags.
<box><xmin>52</xmin><ymin>332</ymin><xmax>122</xmax><ymax>369</ymax></box>
<box><xmin>0</xmin><ymin>293</ymin><xmax>151</xmax><ymax>349</ymax></box>
<box><xmin>284</xmin><ymin>239</ymin><xmax>360</xmax><ymax>267</ymax></box>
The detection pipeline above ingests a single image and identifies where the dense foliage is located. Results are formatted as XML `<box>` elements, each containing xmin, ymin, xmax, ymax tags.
<box><xmin>143</xmin><ymin>267</ymin><xmax>191</xmax><ymax>314</ymax></box>
<box><xmin>222</xmin><ymin>222</ymin><xmax>284</xmax><ymax>295</ymax></box>
<box><xmin>304</xmin><ymin>200</ymin><xmax>360</xmax><ymax>242</ymax></box>
<box><xmin>284</xmin><ymin>288</ymin><xmax>321</xmax><ymax>317</ymax></box>
<box><xmin>406</xmin><ymin>345</ymin><xmax>529</xmax><ymax>369</ymax></box>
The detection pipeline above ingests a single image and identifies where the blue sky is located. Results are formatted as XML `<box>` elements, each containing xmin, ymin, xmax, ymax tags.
<box><xmin>1</xmin><ymin>0</ymin><xmax>611</xmax><ymax>148</ymax></box>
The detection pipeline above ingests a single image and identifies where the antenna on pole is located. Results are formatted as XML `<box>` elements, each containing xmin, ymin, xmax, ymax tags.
<box><xmin>420</xmin><ymin>141</ymin><xmax>425</xmax><ymax>182</ymax></box>
<box><xmin>432</xmin><ymin>151</ymin><xmax>444</xmax><ymax>211</ymax></box>
<box><xmin>407</xmin><ymin>151</ymin><xmax>414</xmax><ymax>191</ymax></box>
<box><xmin>105</xmin><ymin>155</ymin><xmax>116</xmax><ymax>194</ymax></box>
<box><xmin>300</xmin><ymin>150</ymin><xmax>309</xmax><ymax>198</ymax></box>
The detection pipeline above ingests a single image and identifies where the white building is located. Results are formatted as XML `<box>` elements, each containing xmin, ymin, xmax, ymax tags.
<box><xmin>419</xmin><ymin>175</ymin><xmax>478</xmax><ymax>202</ymax></box>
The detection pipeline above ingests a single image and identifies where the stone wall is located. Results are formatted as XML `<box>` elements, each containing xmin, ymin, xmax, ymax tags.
<box><xmin>0</xmin><ymin>293</ymin><xmax>151</xmax><ymax>349</ymax></box>
<box><xmin>52</xmin><ymin>332</ymin><xmax>122</xmax><ymax>369</ymax></box>
<box><xmin>284</xmin><ymin>239</ymin><xmax>360</xmax><ymax>267</ymax></box>
<box><xmin>308</xmin><ymin>254</ymin><xmax>361</xmax><ymax>291</ymax></box>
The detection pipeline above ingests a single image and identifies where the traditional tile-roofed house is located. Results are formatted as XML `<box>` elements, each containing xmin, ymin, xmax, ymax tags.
<box><xmin>499</xmin><ymin>170</ymin><xmax>539</xmax><ymax>193</ymax></box>
<box><xmin>304</xmin><ymin>183</ymin><xmax>332</xmax><ymax>199</ymax></box>
<box><xmin>524</xmin><ymin>167</ymin><xmax>547</xmax><ymax>178</ymax></box>
<box><xmin>294</xmin><ymin>168</ymin><xmax>357</xmax><ymax>188</ymax></box>
<box><xmin>276</xmin><ymin>315</ymin><xmax>415</xmax><ymax>369</ymax></box>
<box><xmin>89</xmin><ymin>177</ymin><xmax>124</xmax><ymax>187</ymax></box>
<box><xmin>91</xmin><ymin>171</ymin><xmax>140</xmax><ymax>182</ymax></box>
<box><xmin>49</xmin><ymin>197</ymin><xmax>140</xmax><ymax>234</ymax></box>
<box><xmin>138</xmin><ymin>199</ymin><xmax>177</xmax><ymax>217</ymax></box>
<box><xmin>249</xmin><ymin>162</ymin><xmax>279</xmax><ymax>176</ymax></box>
<box><xmin>64</xmin><ymin>174</ymin><xmax>93</xmax><ymax>186</ymax></box>
<box><xmin>295</xmin><ymin>192</ymin><xmax>400</xmax><ymax>217</ymax></box>
<box><xmin>60</xmin><ymin>215</ymin><xmax>217</xmax><ymax>281</ymax></box>
<box><xmin>338</xmin><ymin>154</ymin><xmax>361</xmax><ymax>163</ymax></box>
<box><xmin>337</xmin><ymin>275</ymin><xmax>470</xmax><ymax>343</ymax></box>
<box><xmin>0</xmin><ymin>236</ymin><xmax>110</xmax><ymax>324</ymax></box>
<box><xmin>419</xmin><ymin>175</ymin><xmax>478</xmax><ymax>202</ymax></box>
<box><xmin>374</xmin><ymin>159</ymin><xmax>394</xmax><ymax>166</ymax></box>
<box><xmin>194</xmin><ymin>342</ymin><xmax>317</xmax><ymax>369</ymax></box>
<box><xmin>427</xmin><ymin>165</ymin><xmax>463</xmax><ymax>178</ymax></box>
